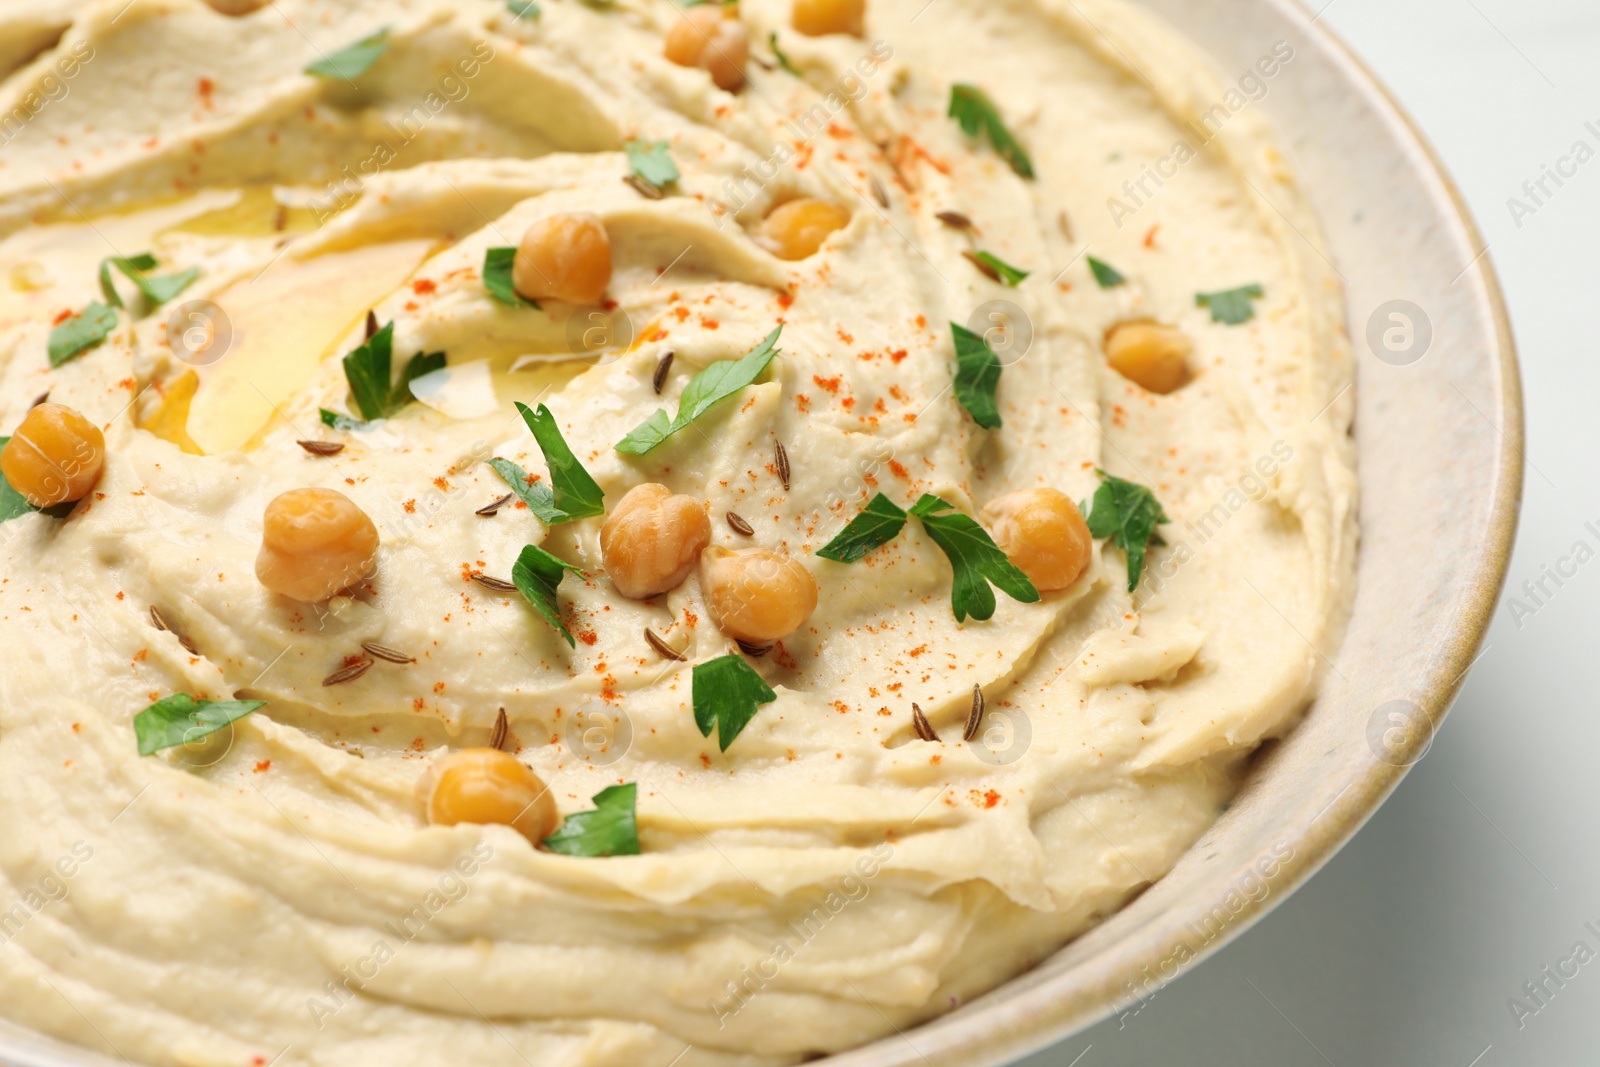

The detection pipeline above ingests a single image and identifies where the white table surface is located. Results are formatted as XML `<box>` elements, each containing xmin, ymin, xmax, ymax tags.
<box><xmin>1019</xmin><ymin>0</ymin><xmax>1598</xmax><ymax>1064</ymax></box>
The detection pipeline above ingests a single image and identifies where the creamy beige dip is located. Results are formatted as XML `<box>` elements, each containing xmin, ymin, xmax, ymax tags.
<box><xmin>0</xmin><ymin>0</ymin><xmax>1355</xmax><ymax>1063</ymax></box>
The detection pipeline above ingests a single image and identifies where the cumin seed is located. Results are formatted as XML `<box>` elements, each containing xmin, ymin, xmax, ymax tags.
<box><xmin>912</xmin><ymin>702</ymin><xmax>937</xmax><ymax>743</ymax></box>
<box><xmin>1058</xmin><ymin>208</ymin><xmax>1075</xmax><ymax>242</ymax></box>
<box><xmin>470</xmin><ymin>573</ymin><xmax>517</xmax><ymax>593</ymax></box>
<box><xmin>323</xmin><ymin>659</ymin><xmax>372</xmax><ymax>686</ymax></box>
<box><xmin>297</xmin><ymin>440</ymin><xmax>345</xmax><ymax>456</ymax></box>
<box><xmin>653</xmin><ymin>350</ymin><xmax>675</xmax><ymax>394</ymax></box>
<box><xmin>149</xmin><ymin>606</ymin><xmax>170</xmax><ymax>633</ymax></box>
<box><xmin>870</xmin><ymin>174</ymin><xmax>889</xmax><ymax>208</ymax></box>
<box><xmin>726</xmin><ymin>511</ymin><xmax>754</xmax><ymax>536</ymax></box>
<box><xmin>364</xmin><ymin>309</ymin><xmax>378</xmax><ymax>338</ymax></box>
<box><xmin>490</xmin><ymin>707</ymin><xmax>509</xmax><ymax>750</ymax></box>
<box><xmin>476</xmin><ymin>493</ymin><xmax>514</xmax><ymax>517</ymax></box>
<box><xmin>936</xmin><ymin>211</ymin><xmax>973</xmax><ymax>230</ymax></box>
<box><xmin>644</xmin><ymin>627</ymin><xmax>687</xmax><ymax>661</ymax></box>
<box><xmin>774</xmin><ymin>440</ymin><xmax>790</xmax><ymax>490</ymax></box>
<box><xmin>361</xmin><ymin>641</ymin><xmax>415</xmax><ymax>664</ymax></box>
<box><xmin>623</xmin><ymin>174</ymin><xmax>665</xmax><ymax>200</ymax></box>
<box><xmin>963</xmin><ymin>683</ymin><xmax>986</xmax><ymax>742</ymax></box>
<box><xmin>961</xmin><ymin>249</ymin><xmax>1001</xmax><ymax>283</ymax></box>
<box><xmin>178</xmin><ymin>634</ymin><xmax>199</xmax><ymax>656</ymax></box>
<box><xmin>736</xmin><ymin>639</ymin><xmax>772</xmax><ymax>657</ymax></box>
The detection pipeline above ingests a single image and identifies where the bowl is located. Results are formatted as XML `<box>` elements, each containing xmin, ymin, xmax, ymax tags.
<box><xmin>0</xmin><ymin>0</ymin><xmax>1520</xmax><ymax>1064</ymax></box>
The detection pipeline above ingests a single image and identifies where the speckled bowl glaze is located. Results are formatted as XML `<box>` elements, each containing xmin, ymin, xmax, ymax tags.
<box><xmin>0</xmin><ymin>0</ymin><xmax>1519</xmax><ymax>1065</ymax></box>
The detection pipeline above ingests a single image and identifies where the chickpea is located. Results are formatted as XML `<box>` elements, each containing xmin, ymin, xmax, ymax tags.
<box><xmin>255</xmin><ymin>487</ymin><xmax>380</xmax><ymax>602</ymax></box>
<box><xmin>601</xmin><ymin>483</ymin><xmax>711</xmax><ymax>599</ymax></box>
<box><xmin>793</xmin><ymin>0</ymin><xmax>865</xmax><ymax>37</ymax></box>
<box><xmin>1104</xmin><ymin>321</ymin><xmax>1192</xmax><ymax>394</ymax></box>
<box><xmin>760</xmin><ymin>198</ymin><xmax>850</xmax><ymax>260</ymax></box>
<box><xmin>981</xmin><ymin>488</ymin><xmax>1092</xmax><ymax>592</ymax></box>
<box><xmin>0</xmin><ymin>403</ymin><xmax>105</xmax><ymax>509</ymax></box>
<box><xmin>700</xmin><ymin>546</ymin><xmax>818</xmax><ymax>643</ymax></box>
<box><xmin>513</xmin><ymin>213</ymin><xmax>612</xmax><ymax>306</ymax></box>
<box><xmin>422</xmin><ymin>748</ymin><xmax>559</xmax><ymax>845</ymax></box>
<box><xmin>664</xmin><ymin>5</ymin><xmax>749</xmax><ymax>92</ymax></box>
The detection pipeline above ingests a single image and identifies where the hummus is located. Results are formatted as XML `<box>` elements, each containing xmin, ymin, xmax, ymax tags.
<box><xmin>0</xmin><ymin>0</ymin><xmax>1356</xmax><ymax>1064</ymax></box>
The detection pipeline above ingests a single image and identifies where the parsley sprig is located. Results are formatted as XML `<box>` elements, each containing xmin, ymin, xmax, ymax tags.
<box><xmin>623</xmin><ymin>139</ymin><xmax>680</xmax><ymax>192</ymax></box>
<box><xmin>483</xmin><ymin>247</ymin><xmax>539</xmax><ymax>308</ymax></box>
<box><xmin>1196</xmin><ymin>284</ymin><xmax>1264</xmax><ymax>325</ymax></box>
<box><xmin>1088</xmin><ymin>256</ymin><xmax>1126</xmax><ymax>289</ymax></box>
<box><xmin>616</xmin><ymin>326</ymin><xmax>782</xmax><ymax>455</ymax></box>
<box><xmin>511</xmin><ymin>544</ymin><xmax>587</xmax><ymax>647</ymax></box>
<box><xmin>47</xmin><ymin>302</ymin><xmax>118</xmax><ymax>367</ymax></box>
<box><xmin>1083</xmin><ymin>470</ymin><xmax>1169</xmax><ymax>591</ymax></box>
<box><xmin>770</xmin><ymin>32</ymin><xmax>802</xmax><ymax>76</ymax></box>
<box><xmin>970</xmin><ymin>250</ymin><xmax>1029</xmax><ymax>287</ymax></box>
<box><xmin>950</xmin><ymin>322</ymin><xmax>1002</xmax><ymax>430</ymax></box>
<box><xmin>488</xmin><ymin>403</ymin><xmax>605</xmax><ymax>525</ymax></box>
<box><xmin>816</xmin><ymin>493</ymin><xmax>1039</xmax><ymax>622</ymax></box>
<box><xmin>948</xmin><ymin>85</ymin><xmax>1034</xmax><ymax>179</ymax></box>
<box><xmin>134</xmin><ymin>695</ymin><xmax>265</xmax><ymax>756</ymax></box>
<box><xmin>306</xmin><ymin>29</ymin><xmax>391</xmax><ymax>80</ymax></box>
<box><xmin>98</xmin><ymin>253</ymin><xmax>199</xmax><ymax>309</ymax></box>
<box><xmin>543</xmin><ymin>783</ymin><xmax>640</xmax><ymax>856</ymax></box>
<box><xmin>693</xmin><ymin>654</ymin><xmax>777</xmax><ymax>751</ymax></box>
<box><xmin>335</xmin><ymin>321</ymin><xmax>445</xmax><ymax>423</ymax></box>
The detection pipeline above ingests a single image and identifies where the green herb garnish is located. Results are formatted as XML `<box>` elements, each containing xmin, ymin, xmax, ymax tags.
<box><xmin>510</xmin><ymin>543</ymin><xmax>586</xmax><ymax>647</ymax></box>
<box><xmin>319</xmin><ymin>409</ymin><xmax>366</xmax><ymax>431</ymax></box>
<box><xmin>506</xmin><ymin>0</ymin><xmax>541</xmax><ymax>18</ymax></box>
<box><xmin>482</xmin><ymin>247</ymin><xmax>539</xmax><ymax>308</ymax></box>
<box><xmin>306</xmin><ymin>29</ymin><xmax>391</xmax><ymax>80</ymax></box>
<box><xmin>133</xmin><ymin>695</ymin><xmax>265</xmax><ymax>756</ymax></box>
<box><xmin>693</xmin><ymin>654</ymin><xmax>777</xmax><ymax>751</ymax></box>
<box><xmin>488</xmin><ymin>403</ymin><xmax>605</xmax><ymax>525</ymax></box>
<box><xmin>948</xmin><ymin>84</ymin><xmax>1034</xmax><ymax>179</ymax></box>
<box><xmin>47</xmin><ymin>302</ymin><xmax>118</xmax><ymax>367</ymax></box>
<box><xmin>1087</xmin><ymin>256</ymin><xmax>1126</xmax><ymax>289</ymax></box>
<box><xmin>339</xmin><ymin>321</ymin><xmax>445</xmax><ymax>422</ymax></box>
<box><xmin>1195</xmin><ymin>284</ymin><xmax>1264</xmax><ymax>325</ymax></box>
<box><xmin>770</xmin><ymin>32</ymin><xmax>802</xmax><ymax>76</ymax></box>
<box><xmin>950</xmin><ymin>322</ymin><xmax>1002</xmax><ymax>430</ymax></box>
<box><xmin>1084</xmin><ymin>469</ymin><xmax>1169</xmax><ymax>592</ymax></box>
<box><xmin>623</xmin><ymin>138</ymin><xmax>680</xmax><ymax>190</ymax></box>
<box><xmin>909</xmin><ymin>495</ymin><xmax>1038</xmax><ymax>622</ymax></box>
<box><xmin>543</xmin><ymin>783</ymin><xmax>640</xmax><ymax>856</ymax></box>
<box><xmin>816</xmin><ymin>492</ymin><xmax>909</xmax><ymax>563</ymax></box>
<box><xmin>816</xmin><ymin>493</ymin><xmax>1039</xmax><ymax>621</ymax></box>
<box><xmin>98</xmin><ymin>253</ymin><xmax>198</xmax><ymax>309</ymax></box>
<box><xmin>616</xmin><ymin>326</ymin><xmax>781</xmax><ymax>455</ymax></box>
<box><xmin>971</xmin><ymin>251</ymin><xmax>1029</xmax><ymax>287</ymax></box>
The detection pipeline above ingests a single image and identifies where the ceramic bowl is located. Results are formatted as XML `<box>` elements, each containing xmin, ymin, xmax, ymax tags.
<box><xmin>0</xmin><ymin>0</ymin><xmax>1519</xmax><ymax>1064</ymax></box>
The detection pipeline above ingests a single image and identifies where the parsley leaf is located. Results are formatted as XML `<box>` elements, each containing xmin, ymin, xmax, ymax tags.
<box><xmin>1088</xmin><ymin>256</ymin><xmax>1126</xmax><ymax>289</ymax></box>
<box><xmin>488</xmin><ymin>403</ymin><xmax>605</xmax><ymax>525</ymax></box>
<box><xmin>543</xmin><ymin>783</ymin><xmax>640</xmax><ymax>856</ymax></box>
<box><xmin>306</xmin><ymin>29</ymin><xmax>391</xmax><ymax>80</ymax></box>
<box><xmin>623</xmin><ymin>139</ymin><xmax>680</xmax><ymax>190</ymax></box>
<box><xmin>510</xmin><ymin>543</ymin><xmax>586</xmax><ymax>647</ymax></box>
<box><xmin>1195</xmin><ymin>284</ymin><xmax>1264</xmax><ymax>325</ymax></box>
<box><xmin>972</xmin><ymin>250</ymin><xmax>1029</xmax><ymax>287</ymax></box>
<box><xmin>816</xmin><ymin>493</ymin><xmax>909</xmax><ymax>563</ymax></box>
<box><xmin>319</xmin><ymin>408</ymin><xmax>367</xmax><ymax>431</ymax></box>
<box><xmin>1083</xmin><ymin>469</ymin><xmax>1169</xmax><ymax>592</ymax></box>
<box><xmin>616</xmin><ymin>326</ymin><xmax>782</xmax><ymax>454</ymax></box>
<box><xmin>950</xmin><ymin>322</ymin><xmax>1002</xmax><ymax>430</ymax></box>
<box><xmin>133</xmin><ymin>695</ymin><xmax>265</xmax><ymax>757</ymax></box>
<box><xmin>99</xmin><ymin>253</ymin><xmax>198</xmax><ymax>309</ymax></box>
<box><xmin>483</xmin><ymin>247</ymin><xmax>539</xmax><ymax>308</ymax></box>
<box><xmin>692</xmin><ymin>654</ymin><xmax>777</xmax><ymax>751</ymax></box>
<box><xmin>910</xmin><ymin>495</ymin><xmax>1039</xmax><ymax>622</ymax></box>
<box><xmin>340</xmin><ymin>321</ymin><xmax>445</xmax><ymax>421</ymax></box>
<box><xmin>947</xmin><ymin>84</ymin><xmax>1034</xmax><ymax>179</ymax></box>
<box><xmin>48</xmin><ymin>302</ymin><xmax>119</xmax><ymax>367</ymax></box>
<box><xmin>506</xmin><ymin>0</ymin><xmax>541</xmax><ymax>18</ymax></box>
<box><xmin>770</xmin><ymin>32</ymin><xmax>802</xmax><ymax>76</ymax></box>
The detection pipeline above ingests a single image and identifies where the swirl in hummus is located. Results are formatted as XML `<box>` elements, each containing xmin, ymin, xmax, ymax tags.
<box><xmin>0</xmin><ymin>0</ymin><xmax>1356</xmax><ymax>1064</ymax></box>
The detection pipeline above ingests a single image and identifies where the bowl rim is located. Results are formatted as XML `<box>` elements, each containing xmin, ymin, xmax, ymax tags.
<box><xmin>816</xmin><ymin>2</ymin><xmax>1525</xmax><ymax>1065</ymax></box>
